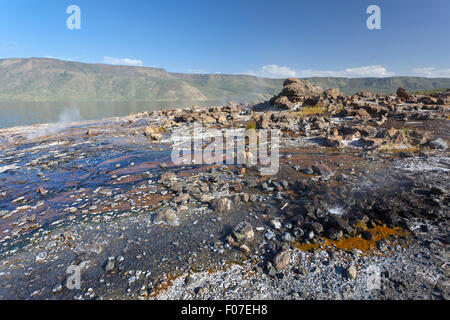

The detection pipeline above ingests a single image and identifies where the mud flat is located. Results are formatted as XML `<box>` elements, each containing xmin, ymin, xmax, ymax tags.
<box><xmin>0</xmin><ymin>83</ymin><xmax>449</xmax><ymax>300</ymax></box>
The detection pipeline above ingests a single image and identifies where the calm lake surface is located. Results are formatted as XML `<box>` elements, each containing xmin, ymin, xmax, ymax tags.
<box><xmin>0</xmin><ymin>100</ymin><xmax>221</xmax><ymax>129</ymax></box>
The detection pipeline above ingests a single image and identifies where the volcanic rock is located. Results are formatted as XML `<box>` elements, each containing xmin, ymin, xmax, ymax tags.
<box><xmin>271</xmin><ymin>79</ymin><xmax>323</xmax><ymax>109</ymax></box>
<box><xmin>233</xmin><ymin>221</ymin><xmax>254</xmax><ymax>242</ymax></box>
<box><xmin>428</xmin><ymin>138</ymin><xmax>448</xmax><ymax>150</ymax></box>
<box><xmin>214</xmin><ymin>197</ymin><xmax>232</xmax><ymax>213</ymax></box>
<box><xmin>153</xmin><ymin>208</ymin><xmax>179</xmax><ymax>226</ymax></box>
<box><xmin>328</xmin><ymin>215</ymin><xmax>352</xmax><ymax>234</ymax></box>
<box><xmin>273</xmin><ymin>249</ymin><xmax>291</xmax><ymax>271</ymax></box>
<box><xmin>396</xmin><ymin>87</ymin><xmax>411</xmax><ymax>100</ymax></box>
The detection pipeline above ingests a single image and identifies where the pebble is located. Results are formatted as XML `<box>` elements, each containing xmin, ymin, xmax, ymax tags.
<box><xmin>35</xmin><ymin>251</ymin><xmax>47</xmax><ymax>263</ymax></box>
<box><xmin>233</xmin><ymin>221</ymin><xmax>254</xmax><ymax>242</ymax></box>
<box><xmin>273</xmin><ymin>249</ymin><xmax>291</xmax><ymax>270</ymax></box>
<box><xmin>270</xmin><ymin>219</ymin><xmax>282</xmax><ymax>230</ymax></box>
<box><xmin>264</xmin><ymin>230</ymin><xmax>276</xmax><ymax>240</ymax></box>
<box><xmin>345</xmin><ymin>265</ymin><xmax>357</xmax><ymax>280</ymax></box>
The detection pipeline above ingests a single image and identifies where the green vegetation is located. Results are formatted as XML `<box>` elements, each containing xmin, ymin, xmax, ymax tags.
<box><xmin>297</xmin><ymin>105</ymin><xmax>327</xmax><ymax>117</ymax></box>
<box><xmin>410</xmin><ymin>88</ymin><xmax>447</xmax><ymax>94</ymax></box>
<box><xmin>0</xmin><ymin>58</ymin><xmax>449</xmax><ymax>102</ymax></box>
<box><xmin>245</xmin><ymin>120</ymin><xmax>257</xmax><ymax>130</ymax></box>
<box><xmin>305</xmin><ymin>77</ymin><xmax>450</xmax><ymax>95</ymax></box>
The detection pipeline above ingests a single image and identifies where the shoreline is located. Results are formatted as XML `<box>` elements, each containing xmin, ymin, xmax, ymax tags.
<box><xmin>0</xmin><ymin>84</ymin><xmax>449</xmax><ymax>300</ymax></box>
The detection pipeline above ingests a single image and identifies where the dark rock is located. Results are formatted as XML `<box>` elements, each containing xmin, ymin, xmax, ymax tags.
<box><xmin>307</xmin><ymin>222</ymin><xmax>324</xmax><ymax>235</ymax></box>
<box><xmin>312</xmin><ymin>165</ymin><xmax>332</xmax><ymax>177</ymax></box>
<box><xmin>361</xmin><ymin>230</ymin><xmax>374</xmax><ymax>241</ymax></box>
<box><xmin>328</xmin><ymin>215</ymin><xmax>352</xmax><ymax>234</ymax></box>
<box><xmin>396</xmin><ymin>87</ymin><xmax>411</xmax><ymax>100</ymax></box>
<box><xmin>327</xmin><ymin>228</ymin><xmax>343</xmax><ymax>240</ymax></box>
<box><xmin>301</xmin><ymin>167</ymin><xmax>314</xmax><ymax>174</ymax></box>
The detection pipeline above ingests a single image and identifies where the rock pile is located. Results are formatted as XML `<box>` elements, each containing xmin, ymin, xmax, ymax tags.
<box><xmin>270</xmin><ymin>78</ymin><xmax>323</xmax><ymax>109</ymax></box>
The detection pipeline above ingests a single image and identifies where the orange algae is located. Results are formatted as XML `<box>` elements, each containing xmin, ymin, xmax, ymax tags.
<box><xmin>149</xmin><ymin>273</ymin><xmax>181</xmax><ymax>298</ymax></box>
<box><xmin>294</xmin><ymin>225</ymin><xmax>408</xmax><ymax>253</ymax></box>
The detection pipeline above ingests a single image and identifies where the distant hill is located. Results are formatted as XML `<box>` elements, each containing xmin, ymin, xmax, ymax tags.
<box><xmin>304</xmin><ymin>77</ymin><xmax>450</xmax><ymax>96</ymax></box>
<box><xmin>0</xmin><ymin>58</ymin><xmax>449</xmax><ymax>102</ymax></box>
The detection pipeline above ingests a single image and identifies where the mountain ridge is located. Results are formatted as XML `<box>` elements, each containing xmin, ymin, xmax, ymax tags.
<box><xmin>0</xmin><ymin>58</ymin><xmax>449</xmax><ymax>102</ymax></box>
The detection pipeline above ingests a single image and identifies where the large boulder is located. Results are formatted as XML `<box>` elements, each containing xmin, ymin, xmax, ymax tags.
<box><xmin>396</xmin><ymin>87</ymin><xmax>411</xmax><ymax>100</ymax></box>
<box><xmin>323</xmin><ymin>88</ymin><xmax>342</xmax><ymax>100</ymax></box>
<box><xmin>271</xmin><ymin>78</ymin><xmax>323</xmax><ymax>109</ymax></box>
<box><xmin>355</xmin><ymin>90</ymin><xmax>377</xmax><ymax>100</ymax></box>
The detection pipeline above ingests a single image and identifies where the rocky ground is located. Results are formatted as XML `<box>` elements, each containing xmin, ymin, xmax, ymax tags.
<box><xmin>0</xmin><ymin>79</ymin><xmax>449</xmax><ymax>300</ymax></box>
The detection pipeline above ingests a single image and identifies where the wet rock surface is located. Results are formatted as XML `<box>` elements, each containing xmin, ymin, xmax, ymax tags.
<box><xmin>0</xmin><ymin>86</ymin><xmax>449</xmax><ymax>300</ymax></box>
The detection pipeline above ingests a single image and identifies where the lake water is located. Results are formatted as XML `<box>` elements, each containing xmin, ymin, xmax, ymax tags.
<box><xmin>0</xmin><ymin>100</ymin><xmax>221</xmax><ymax>129</ymax></box>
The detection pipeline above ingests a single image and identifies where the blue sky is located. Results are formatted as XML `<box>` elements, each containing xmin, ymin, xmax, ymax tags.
<box><xmin>1</xmin><ymin>0</ymin><xmax>449</xmax><ymax>78</ymax></box>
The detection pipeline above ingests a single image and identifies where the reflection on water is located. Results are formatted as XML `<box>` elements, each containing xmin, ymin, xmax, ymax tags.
<box><xmin>0</xmin><ymin>100</ymin><xmax>221</xmax><ymax>129</ymax></box>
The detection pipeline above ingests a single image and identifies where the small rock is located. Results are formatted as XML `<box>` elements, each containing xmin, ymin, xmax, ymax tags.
<box><xmin>195</xmin><ymin>287</ymin><xmax>209</xmax><ymax>295</ymax></box>
<box><xmin>428</xmin><ymin>138</ymin><xmax>448</xmax><ymax>150</ymax></box>
<box><xmin>153</xmin><ymin>208</ymin><xmax>179</xmax><ymax>226</ymax></box>
<box><xmin>239</xmin><ymin>244</ymin><xmax>251</xmax><ymax>253</ymax></box>
<box><xmin>225</xmin><ymin>234</ymin><xmax>236</xmax><ymax>246</ymax></box>
<box><xmin>173</xmin><ymin>193</ymin><xmax>190</xmax><ymax>203</ymax></box>
<box><xmin>301</xmin><ymin>167</ymin><xmax>314</xmax><ymax>174</ymax></box>
<box><xmin>345</xmin><ymin>265</ymin><xmax>357</xmax><ymax>280</ymax></box>
<box><xmin>52</xmin><ymin>283</ymin><xmax>63</xmax><ymax>294</ymax></box>
<box><xmin>35</xmin><ymin>252</ymin><xmax>47</xmax><ymax>263</ymax></box>
<box><xmin>356</xmin><ymin>108</ymin><xmax>371</xmax><ymax>119</ymax></box>
<box><xmin>264</xmin><ymin>230</ymin><xmax>276</xmax><ymax>240</ymax></box>
<box><xmin>233</xmin><ymin>221</ymin><xmax>254</xmax><ymax>242</ymax></box>
<box><xmin>170</xmin><ymin>182</ymin><xmax>183</xmax><ymax>193</ymax></box>
<box><xmin>270</xmin><ymin>219</ymin><xmax>282</xmax><ymax>230</ymax></box>
<box><xmin>160</xmin><ymin>171</ymin><xmax>177</xmax><ymax>186</ymax></box>
<box><xmin>361</xmin><ymin>230</ymin><xmax>373</xmax><ymax>241</ymax></box>
<box><xmin>38</xmin><ymin>187</ymin><xmax>48</xmax><ymax>196</ymax></box>
<box><xmin>273</xmin><ymin>249</ymin><xmax>291</xmax><ymax>271</ymax></box>
<box><xmin>268</xmin><ymin>266</ymin><xmax>277</xmax><ymax>277</ymax></box>
<box><xmin>105</xmin><ymin>257</ymin><xmax>116</xmax><ymax>274</ymax></box>
<box><xmin>184</xmin><ymin>275</ymin><xmax>195</xmax><ymax>287</ymax></box>
<box><xmin>214</xmin><ymin>197</ymin><xmax>232</xmax><ymax>213</ymax></box>
<box><xmin>281</xmin><ymin>232</ymin><xmax>295</xmax><ymax>243</ymax></box>
<box><xmin>199</xmin><ymin>194</ymin><xmax>214</xmax><ymax>203</ymax></box>
<box><xmin>328</xmin><ymin>215</ymin><xmax>352</xmax><ymax>234</ymax></box>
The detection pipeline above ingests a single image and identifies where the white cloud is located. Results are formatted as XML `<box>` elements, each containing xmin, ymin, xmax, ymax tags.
<box><xmin>412</xmin><ymin>67</ymin><xmax>450</xmax><ymax>78</ymax></box>
<box><xmin>103</xmin><ymin>56</ymin><xmax>143</xmax><ymax>67</ymax></box>
<box><xmin>297</xmin><ymin>65</ymin><xmax>395</xmax><ymax>78</ymax></box>
<box><xmin>185</xmin><ymin>69</ymin><xmax>207</xmax><ymax>74</ymax></box>
<box><xmin>246</xmin><ymin>64</ymin><xmax>395</xmax><ymax>78</ymax></box>
<box><xmin>246</xmin><ymin>64</ymin><xmax>297</xmax><ymax>78</ymax></box>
